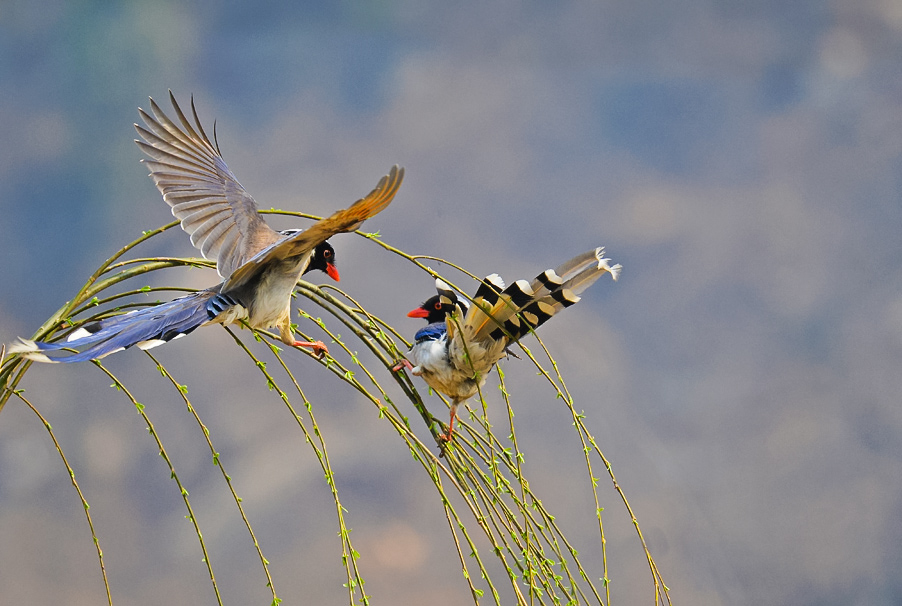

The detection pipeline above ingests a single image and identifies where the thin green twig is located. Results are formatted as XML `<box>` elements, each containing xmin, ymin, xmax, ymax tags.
<box><xmin>12</xmin><ymin>388</ymin><xmax>114</xmax><ymax>606</ymax></box>
<box><xmin>145</xmin><ymin>351</ymin><xmax>281</xmax><ymax>605</ymax></box>
<box><xmin>93</xmin><ymin>362</ymin><xmax>224</xmax><ymax>606</ymax></box>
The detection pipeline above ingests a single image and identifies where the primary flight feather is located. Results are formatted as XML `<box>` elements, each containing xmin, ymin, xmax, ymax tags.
<box><xmin>10</xmin><ymin>93</ymin><xmax>404</xmax><ymax>363</ymax></box>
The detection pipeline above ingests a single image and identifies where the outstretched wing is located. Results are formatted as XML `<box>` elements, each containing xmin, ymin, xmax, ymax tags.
<box><xmin>135</xmin><ymin>92</ymin><xmax>281</xmax><ymax>279</ymax></box>
<box><xmin>222</xmin><ymin>165</ymin><xmax>404</xmax><ymax>292</ymax></box>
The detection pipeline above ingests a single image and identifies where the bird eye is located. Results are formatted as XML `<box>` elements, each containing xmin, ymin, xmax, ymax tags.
<box><xmin>323</xmin><ymin>250</ymin><xmax>332</xmax><ymax>258</ymax></box>
<box><xmin>434</xmin><ymin>302</ymin><xmax>442</xmax><ymax>310</ymax></box>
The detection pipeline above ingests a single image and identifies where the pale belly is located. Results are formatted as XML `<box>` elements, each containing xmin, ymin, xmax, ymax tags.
<box><xmin>410</xmin><ymin>338</ymin><xmax>483</xmax><ymax>402</ymax></box>
<box><xmin>245</xmin><ymin>270</ymin><xmax>301</xmax><ymax>329</ymax></box>
<box><xmin>223</xmin><ymin>254</ymin><xmax>312</xmax><ymax>331</ymax></box>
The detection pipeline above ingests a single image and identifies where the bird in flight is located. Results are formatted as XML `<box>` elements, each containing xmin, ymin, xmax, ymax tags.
<box><xmin>398</xmin><ymin>248</ymin><xmax>620</xmax><ymax>440</ymax></box>
<box><xmin>10</xmin><ymin>92</ymin><xmax>403</xmax><ymax>363</ymax></box>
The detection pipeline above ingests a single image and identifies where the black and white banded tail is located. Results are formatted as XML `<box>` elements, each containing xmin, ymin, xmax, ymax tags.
<box><xmin>466</xmin><ymin>247</ymin><xmax>620</xmax><ymax>344</ymax></box>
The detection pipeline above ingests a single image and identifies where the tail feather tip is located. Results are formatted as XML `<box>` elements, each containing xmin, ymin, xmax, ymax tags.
<box><xmin>7</xmin><ymin>338</ymin><xmax>60</xmax><ymax>362</ymax></box>
<box><xmin>7</xmin><ymin>338</ymin><xmax>38</xmax><ymax>355</ymax></box>
<box><xmin>484</xmin><ymin>273</ymin><xmax>505</xmax><ymax>289</ymax></box>
<box><xmin>22</xmin><ymin>352</ymin><xmax>56</xmax><ymax>363</ymax></box>
<box><xmin>592</xmin><ymin>247</ymin><xmax>621</xmax><ymax>281</ymax></box>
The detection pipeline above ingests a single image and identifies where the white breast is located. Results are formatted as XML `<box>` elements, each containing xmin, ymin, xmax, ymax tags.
<box><xmin>410</xmin><ymin>336</ymin><xmax>485</xmax><ymax>402</ymax></box>
<box><xmin>245</xmin><ymin>252</ymin><xmax>314</xmax><ymax>329</ymax></box>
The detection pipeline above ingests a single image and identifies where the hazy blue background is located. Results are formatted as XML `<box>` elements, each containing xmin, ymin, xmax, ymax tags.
<box><xmin>2</xmin><ymin>0</ymin><xmax>902</xmax><ymax>604</ymax></box>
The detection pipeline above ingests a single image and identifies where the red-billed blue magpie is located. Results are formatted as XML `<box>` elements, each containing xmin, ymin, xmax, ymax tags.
<box><xmin>397</xmin><ymin>248</ymin><xmax>621</xmax><ymax>440</ymax></box>
<box><xmin>9</xmin><ymin>93</ymin><xmax>403</xmax><ymax>363</ymax></box>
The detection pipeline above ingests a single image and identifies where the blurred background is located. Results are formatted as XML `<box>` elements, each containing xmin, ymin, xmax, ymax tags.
<box><xmin>2</xmin><ymin>0</ymin><xmax>902</xmax><ymax>604</ymax></box>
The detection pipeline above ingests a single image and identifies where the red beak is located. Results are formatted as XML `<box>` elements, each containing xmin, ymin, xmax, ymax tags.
<box><xmin>325</xmin><ymin>263</ymin><xmax>340</xmax><ymax>282</ymax></box>
<box><xmin>407</xmin><ymin>307</ymin><xmax>429</xmax><ymax>318</ymax></box>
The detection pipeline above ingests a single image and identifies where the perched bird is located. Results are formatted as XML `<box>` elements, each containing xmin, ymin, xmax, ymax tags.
<box><xmin>397</xmin><ymin>248</ymin><xmax>620</xmax><ymax>440</ymax></box>
<box><xmin>9</xmin><ymin>93</ymin><xmax>404</xmax><ymax>363</ymax></box>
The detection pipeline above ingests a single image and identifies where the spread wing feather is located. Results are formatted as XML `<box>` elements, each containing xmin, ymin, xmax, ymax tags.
<box><xmin>136</xmin><ymin>92</ymin><xmax>280</xmax><ymax>279</ymax></box>
<box><xmin>222</xmin><ymin>165</ymin><xmax>404</xmax><ymax>293</ymax></box>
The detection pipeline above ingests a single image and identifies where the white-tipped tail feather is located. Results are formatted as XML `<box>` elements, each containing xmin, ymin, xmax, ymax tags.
<box><xmin>589</xmin><ymin>247</ymin><xmax>620</xmax><ymax>281</ymax></box>
<box><xmin>7</xmin><ymin>338</ymin><xmax>56</xmax><ymax>363</ymax></box>
<box><xmin>136</xmin><ymin>332</ymin><xmax>187</xmax><ymax>351</ymax></box>
<box><xmin>66</xmin><ymin>327</ymin><xmax>93</xmax><ymax>342</ymax></box>
<box><xmin>7</xmin><ymin>337</ymin><xmax>38</xmax><ymax>355</ymax></box>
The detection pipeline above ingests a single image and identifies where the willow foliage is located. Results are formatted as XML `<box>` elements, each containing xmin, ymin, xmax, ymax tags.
<box><xmin>0</xmin><ymin>214</ymin><xmax>671</xmax><ymax>606</ymax></box>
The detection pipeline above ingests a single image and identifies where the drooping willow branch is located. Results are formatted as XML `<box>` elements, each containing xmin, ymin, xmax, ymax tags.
<box><xmin>0</xmin><ymin>214</ymin><xmax>671</xmax><ymax>606</ymax></box>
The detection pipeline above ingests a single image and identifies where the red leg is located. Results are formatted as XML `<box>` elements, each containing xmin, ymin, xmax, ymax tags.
<box><xmin>293</xmin><ymin>340</ymin><xmax>328</xmax><ymax>358</ymax></box>
<box><xmin>439</xmin><ymin>402</ymin><xmax>459</xmax><ymax>442</ymax></box>
<box><xmin>392</xmin><ymin>358</ymin><xmax>414</xmax><ymax>372</ymax></box>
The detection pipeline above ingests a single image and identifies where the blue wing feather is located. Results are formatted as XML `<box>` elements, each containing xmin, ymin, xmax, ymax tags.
<box><xmin>414</xmin><ymin>322</ymin><xmax>447</xmax><ymax>343</ymax></box>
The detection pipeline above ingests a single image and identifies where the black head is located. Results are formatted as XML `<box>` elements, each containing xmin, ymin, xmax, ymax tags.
<box><xmin>408</xmin><ymin>279</ymin><xmax>470</xmax><ymax>323</ymax></box>
<box><xmin>304</xmin><ymin>241</ymin><xmax>340</xmax><ymax>281</ymax></box>
<box><xmin>407</xmin><ymin>294</ymin><xmax>456</xmax><ymax>323</ymax></box>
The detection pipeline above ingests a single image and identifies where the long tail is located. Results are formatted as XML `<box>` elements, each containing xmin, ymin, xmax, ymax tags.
<box><xmin>8</xmin><ymin>290</ymin><xmax>220</xmax><ymax>363</ymax></box>
<box><xmin>467</xmin><ymin>247</ymin><xmax>621</xmax><ymax>343</ymax></box>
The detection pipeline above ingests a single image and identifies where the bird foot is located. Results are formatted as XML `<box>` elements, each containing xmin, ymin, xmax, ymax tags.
<box><xmin>439</xmin><ymin>409</ymin><xmax>458</xmax><ymax>442</ymax></box>
<box><xmin>294</xmin><ymin>340</ymin><xmax>328</xmax><ymax>358</ymax></box>
<box><xmin>392</xmin><ymin>358</ymin><xmax>414</xmax><ymax>372</ymax></box>
<box><xmin>503</xmin><ymin>347</ymin><xmax>521</xmax><ymax>360</ymax></box>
